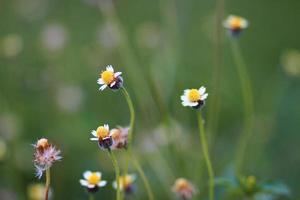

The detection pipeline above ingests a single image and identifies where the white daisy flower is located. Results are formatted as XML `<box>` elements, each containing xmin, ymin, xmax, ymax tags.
<box><xmin>112</xmin><ymin>174</ymin><xmax>136</xmax><ymax>194</ymax></box>
<box><xmin>97</xmin><ymin>65</ymin><xmax>123</xmax><ymax>91</ymax></box>
<box><xmin>223</xmin><ymin>15</ymin><xmax>248</xmax><ymax>36</ymax></box>
<box><xmin>181</xmin><ymin>86</ymin><xmax>208</xmax><ymax>109</ymax></box>
<box><xmin>80</xmin><ymin>171</ymin><xmax>107</xmax><ymax>193</ymax></box>
<box><xmin>90</xmin><ymin>124</ymin><xmax>113</xmax><ymax>149</ymax></box>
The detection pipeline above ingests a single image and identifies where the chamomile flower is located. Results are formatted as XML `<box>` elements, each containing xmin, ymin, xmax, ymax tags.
<box><xmin>90</xmin><ymin>124</ymin><xmax>113</xmax><ymax>149</ymax></box>
<box><xmin>80</xmin><ymin>171</ymin><xmax>107</xmax><ymax>193</ymax></box>
<box><xmin>110</xmin><ymin>126</ymin><xmax>129</xmax><ymax>150</ymax></box>
<box><xmin>97</xmin><ymin>65</ymin><xmax>123</xmax><ymax>91</ymax></box>
<box><xmin>181</xmin><ymin>86</ymin><xmax>208</xmax><ymax>109</ymax></box>
<box><xmin>223</xmin><ymin>15</ymin><xmax>248</xmax><ymax>36</ymax></box>
<box><xmin>113</xmin><ymin>174</ymin><xmax>136</xmax><ymax>195</ymax></box>
<box><xmin>33</xmin><ymin>138</ymin><xmax>62</xmax><ymax>179</ymax></box>
<box><xmin>172</xmin><ymin>178</ymin><xmax>196</xmax><ymax>200</ymax></box>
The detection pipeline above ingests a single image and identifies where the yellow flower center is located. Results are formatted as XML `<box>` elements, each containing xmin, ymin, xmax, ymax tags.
<box><xmin>175</xmin><ymin>178</ymin><xmax>189</xmax><ymax>190</ymax></box>
<box><xmin>230</xmin><ymin>18</ymin><xmax>242</xmax><ymax>29</ymax></box>
<box><xmin>101</xmin><ymin>71</ymin><xmax>114</xmax><ymax>85</ymax></box>
<box><xmin>87</xmin><ymin>173</ymin><xmax>101</xmax><ymax>185</ymax></box>
<box><xmin>119</xmin><ymin>175</ymin><xmax>133</xmax><ymax>188</ymax></box>
<box><xmin>96</xmin><ymin>126</ymin><xmax>109</xmax><ymax>139</ymax></box>
<box><xmin>188</xmin><ymin>89</ymin><xmax>201</xmax><ymax>102</ymax></box>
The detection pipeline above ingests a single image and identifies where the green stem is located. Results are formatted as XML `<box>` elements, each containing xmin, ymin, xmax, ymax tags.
<box><xmin>230</xmin><ymin>39</ymin><xmax>254</xmax><ymax>173</ymax></box>
<box><xmin>132</xmin><ymin>154</ymin><xmax>155</xmax><ymax>200</ymax></box>
<box><xmin>121</xmin><ymin>87</ymin><xmax>154</xmax><ymax>200</ymax></box>
<box><xmin>108</xmin><ymin>150</ymin><xmax>121</xmax><ymax>200</ymax></box>
<box><xmin>89</xmin><ymin>194</ymin><xmax>94</xmax><ymax>200</ymax></box>
<box><xmin>45</xmin><ymin>169</ymin><xmax>51</xmax><ymax>200</ymax></box>
<box><xmin>121</xmin><ymin>87</ymin><xmax>135</xmax><ymax>151</ymax></box>
<box><xmin>197</xmin><ymin>112</ymin><xmax>214</xmax><ymax>200</ymax></box>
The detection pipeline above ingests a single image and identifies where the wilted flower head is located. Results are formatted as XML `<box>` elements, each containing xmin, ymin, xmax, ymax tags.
<box><xmin>172</xmin><ymin>178</ymin><xmax>196</xmax><ymax>200</ymax></box>
<box><xmin>90</xmin><ymin>124</ymin><xmax>113</xmax><ymax>149</ymax></box>
<box><xmin>110</xmin><ymin>126</ymin><xmax>129</xmax><ymax>150</ymax></box>
<box><xmin>97</xmin><ymin>65</ymin><xmax>123</xmax><ymax>91</ymax></box>
<box><xmin>223</xmin><ymin>15</ymin><xmax>248</xmax><ymax>37</ymax></box>
<box><xmin>33</xmin><ymin>138</ymin><xmax>62</xmax><ymax>179</ymax></box>
<box><xmin>80</xmin><ymin>171</ymin><xmax>107</xmax><ymax>193</ymax></box>
<box><xmin>181</xmin><ymin>86</ymin><xmax>208</xmax><ymax>109</ymax></box>
<box><xmin>113</xmin><ymin>174</ymin><xmax>136</xmax><ymax>195</ymax></box>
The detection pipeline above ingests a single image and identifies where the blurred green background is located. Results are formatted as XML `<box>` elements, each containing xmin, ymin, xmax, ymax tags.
<box><xmin>1</xmin><ymin>0</ymin><xmax>300</xmax><ymax>199</ymax></box>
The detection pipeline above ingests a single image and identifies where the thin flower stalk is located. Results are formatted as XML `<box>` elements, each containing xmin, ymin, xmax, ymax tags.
<box><xmin>121</xmin><ymin>87</ymin><xmax>154</xmax><ymax>200</ymax></box>
<box><xmin>132</xmin><ymin>154</ymin><xmax>154</xmax><ymax>200</ymax></box>
<box><xmin>197</xmin><ymin>112</ymin><xmax>215</xmax><ymax>200</ymax></box>
<box><xmin>107</xmin><ymin>150</ymin><xmax>121</xmax><ymax>200</ymax></box>
<box><xmin>45</xmin><ymin>169</ymin><xmax>50</xmax><ymax>200</ymax></box>
<box><xmin>230</xmin><ymin>39</ymin><xmax>254</xmax><ymax>173</ymax></box>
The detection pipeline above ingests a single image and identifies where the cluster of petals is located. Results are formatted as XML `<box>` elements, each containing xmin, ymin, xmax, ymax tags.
<box><xmin>90</xmin><ymin>124</ymin><xmax>129</xmax><ymax>150</ymax></box>
<box><xmin>33</xmin><ymin>138</ymin><xmax>62</xmax><ymax>179</ymax></box>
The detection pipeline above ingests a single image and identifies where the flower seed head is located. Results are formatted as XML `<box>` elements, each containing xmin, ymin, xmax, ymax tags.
<box><xmin>33</xmin><ymin>138</ymin><xmax>62</xmax><ymax>179</ymax></box>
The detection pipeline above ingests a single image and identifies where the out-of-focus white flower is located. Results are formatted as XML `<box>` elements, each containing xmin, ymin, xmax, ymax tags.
<box><xmin>55</xmin><ymin>85</ymin><xmax>84</xmax><ymax>113</ymax></box>
<box><xmin>27</xmin><ymin>183</ymin><xmax>50</xmax><ymax>200</ymax></box>
<box><xmin>41</xmin><ymin>23</ymin><xmax>68</xmax><ymax>52</ymax></box>
<box><xmin>112</xmin><ymin>174</ymin><xmax>136</xmax><ymax>195</ymax></box>
<box><xmin>90</xmin><ymin>124</ymin><xmax>113</xmax><ymax>149</ymax></box>
<box><xmin>0</xmin><ymin>113</ymin><xmax>20</xmax><ymax>141</ymax></box>
<box><xmin>281</xmin><ymin>49</ymin><xmax>300</xmax><ymax>77</ymax></box>
<box><xmin>97</xmin><ymin>65</ymin><xmax>123</xmax><ymax>91</ymax></box>
<box><xmin>0</xmin><ymin>139</ymin><xmax>7</xmax><ymax>161</ymax></box>
<box><xmin>136</xmin><ymin>22</ymin><xmax>161</xmax><ymax>50</ymax></box>
<box><xmin>14</xmin><ymin>0</ymin><xmax>49</xmax><ymax>22</ymax></box>
<box><xmin>97</xmin><ymin>22</ymin><xmax>121</xmax><ymax>49</ymax></box>
<box><xmin>172</xmin><ymin>178</ymin><xmax>196</xmax><ymax>200</ymax></box>
<box><xmin>223</xmin><ymin>15</ymin><xmax>248</xmax><ymax>36</ymax></box>
<box><xmin>181</xmin><ymin>87</ymin><xmax>208</xmax><ymax>109</ymax></box>
<box><xmin>80</xmin><ymin>171</ymin><xmax>107</xmax><ymax>193</ymax></box>
<box><xmin>1</xmin><ymin>34</ymin><xmax>23</xmax><ymax>58</ymax></box>
<box><xmin>33</xmin><ymin>138</ymin><xmax>62</xmax><ymax>179</ymax></box>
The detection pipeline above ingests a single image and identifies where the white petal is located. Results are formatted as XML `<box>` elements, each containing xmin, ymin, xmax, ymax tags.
<box><xmin>199</xmin><ymin>86</ymin><xmax>206</xmax><ymax>95</ymax></box>
<box><xmin>112</xmin><ymin>181</ymin><xmax>117</xmax><ymax>189</ymax></box>
<box><xmin>80</xmin><ymin>179</ymin><xmax>88</xmax><ymax>186</ymax></box>
<box><xmin>180</xmin><ymin>95</ymin><xmax>188</xmax><ymax>102</ymax></box>
<box><xmin>104</xmin><ymin>124</ymin><xmax>109</xmax><ymax>131</ymax></box>
<box><xmin>91</xmin><ymin>130</ymin><xmax>97</xmax><ymax>137</ymax></box>
<box><xmin>183</xmin><ymin>89</ymin><xmax>190</xmax><ymax>95</ymax></box>
<box><xmin>201</xmin><ymin>93</ymin><xmax>208</xmax><ymax>100</ymax></box>
<box><xmin>110</xmin><ymin>81</ymin><xmax>116</xmax><ymax>87</ymax></box>
<box><xmin>99</xmin><ymin>84</ymin><xmax>107</xmax><ymax>91</ymax></box>
<box><xmin>114</xmin><ymin>72</ymin><xmax>122</xmax><ymax>77</ymax></box>
<box><xmin>90</xmin><ymin>138</ymin><xmax>98</xmax><ymax>141</ymax></box>
<box><xmin>106</xmin><ymin>65</ymin><xmax>114</xmax><ymax>72</ymax></box>
<box><xmin>83</xmin><ymin>171</ymin><xmax>92</xmax><ymax>179</ymax></box>
<box><xmin>95</xmin><ymin>172</ymin><xmax>101</xmax><ymax>178</ymax></box>
<box><xmin>98</xmin><ymin>180</ymin><xmax>107</xmax><ymax>187</ymax></box>
<box><xmin>87</xmin><ymin>184</ymin><xmax>96</xmax><ymax>188</ymax></box>
<box><xmin>130</xmin><ymin>174</ymin><xmax>137</xmax><ymax>181</ymax></box>
<box><xmin>97</xmin><ymin>78</ymin><xmax>104</xmax><ymax>84</ymax></box>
